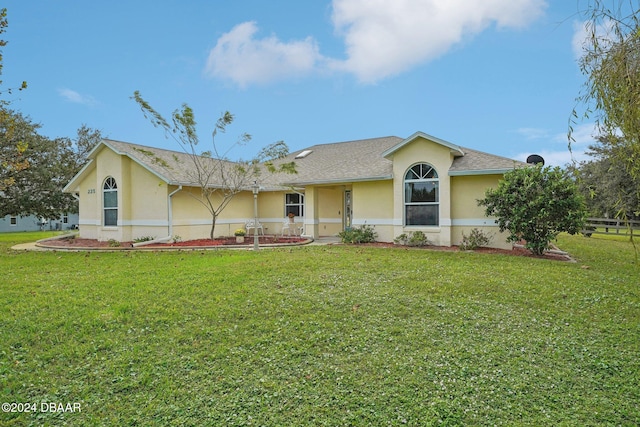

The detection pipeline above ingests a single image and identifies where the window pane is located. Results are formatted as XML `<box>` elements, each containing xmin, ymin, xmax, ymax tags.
<box><xmin>285</xmin><ymin>193</ymin><xmax>304</xmax><ymax>217</ymax></box>
<box><xmin>104</xmin><ymin>191</ymin><xmax>117</xmax><ymax>208</ymax></box>
<box><xmin>104</xmin><ymin>177</ymin><xmax>117</xmax><ymax>190</ymax></box>
<box><xmin>422</xmin><ymin>165</ymin><xmax>437</xmax><ymax>179</ymax></box>
<box><xmin>286</xmin><ymin>206</ymin><xmax>300</xmax><ymax>216</ymax></box>
<box><xmin>405</xmin><ymin>167</ymin><xmax>419</xmax><ymax>180</ymax></box>
<box><xmin>405</xmin><ymin>205</ymin><xmax>439</xmax><ymax>226</ymax></box>
<box><xmin>104</xmin><ymin>209</ymin><xmax>117</xmax><ymax>226</ymax></box>
<box><xmin>286</xmin><ymin>193</ymin><xmax>300</xmax><ymax>204</ymax></box>
<box><xmin>406</xmin><ymin>182</ymin><xmax>438</xmax><ymax>203</ymax></box>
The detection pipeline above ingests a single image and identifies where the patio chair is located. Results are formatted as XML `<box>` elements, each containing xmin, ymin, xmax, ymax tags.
<box><xmin>281</xmin><ymin>218</ymin><xmax>303</xmax><ymax>236</ymax></box>
<box><xmin>245</xmin><ymin>219</ymin><xmax>264</xmax><ymax>236</ymax></box>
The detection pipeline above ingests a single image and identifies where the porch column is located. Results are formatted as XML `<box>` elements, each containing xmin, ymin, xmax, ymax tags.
<box><xmin>304</xmin><ymin>186</ymin><xmax>319</xmax><ymax>238</ymax></box>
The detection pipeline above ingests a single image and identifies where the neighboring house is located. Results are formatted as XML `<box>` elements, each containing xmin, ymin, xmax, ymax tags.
<box><xmin>63</xmin><ymin>132</ymin><xmax>526</xmax><ymax>249</ymax></box>
<box><xmin>0</xmin><ymin>213</ymin><xmax>79</xmax><ymax>233</ymax></box>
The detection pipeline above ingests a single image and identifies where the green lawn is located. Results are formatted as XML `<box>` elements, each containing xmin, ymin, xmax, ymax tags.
<box><xmin>1</xmin><ymin>232</ymin><xmax>638</xmax><ymax>426</ymax></box>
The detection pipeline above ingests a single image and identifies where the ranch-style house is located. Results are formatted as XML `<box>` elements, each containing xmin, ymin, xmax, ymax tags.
<box><xmin>63</xmin><ymin>131</ymin><xmax>526</xmax><ymax>248</ymax></box>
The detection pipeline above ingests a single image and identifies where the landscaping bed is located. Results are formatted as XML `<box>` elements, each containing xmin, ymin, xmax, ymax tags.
<box><xmin>38</xmin><ymin>235</ymin><xmax>571</xmax><ymax>260</ymax></box>
<box><xmin>146</xmin><ymin>236</ymin><xmax>307</xmax><ymax>247</ymax></box>
<box><xmin>39</xmin><ymin>235</ymin><xmax>307</xmax><ymax>249</ymax></box>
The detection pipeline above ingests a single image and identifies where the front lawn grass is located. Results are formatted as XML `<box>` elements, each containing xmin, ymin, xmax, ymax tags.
<box><xmin>1</xmin><ymin>233</ymin><xmax>638</xmax><ymax>426</ymax></box>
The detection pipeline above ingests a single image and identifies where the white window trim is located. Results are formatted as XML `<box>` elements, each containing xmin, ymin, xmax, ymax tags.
<box><xmin>404</xmin><ymin>163</ymin><xmax>439</xmax><ymax>226</ymax></box>
<box><xmin>103</xmin><ymin>177</ymin><xmax>118</xmax><ymax>227</ymax></box>
<box><xmin>285</xmin><ymin>193</ymin><xmax>304</xmax><ymax>217</ymax></box>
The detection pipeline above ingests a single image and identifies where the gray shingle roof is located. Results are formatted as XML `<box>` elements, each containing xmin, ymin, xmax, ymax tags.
<box><xmin>65</xmin><ymin>134</ymin><xmax>526</xmax><ymax>192</ymax></box>
<box><xmin>273</xmin><ymin>134</ymin><xmax>525</xmax><ymax>185</ymax></box>
<box><xmin>269</xmin><ymin>136</ymin><xmax>403</xmax><ymax>186</ymax></box>
<box><xmin>103</xmin><ymin>139</ymin><xmax>249</xmax><ymax>187</ymax></box>
<box><xmin>449</xmin><ymin>147</ymin><xmax>524</xmax><ymax>175</ymax></box>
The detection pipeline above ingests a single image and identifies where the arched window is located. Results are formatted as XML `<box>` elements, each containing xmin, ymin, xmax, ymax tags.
<box><xmin>404</xmin><ymin>163</ymin><xmax>439</xmax><ymax>226</ymax></box>
<box><xmin>103</xmin><ymin>177</ymin><xmax>118</xmax><ymax>226</ymax></box>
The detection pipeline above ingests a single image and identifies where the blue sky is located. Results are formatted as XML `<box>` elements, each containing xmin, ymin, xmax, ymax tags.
<box><xmin>3</xmin><ymin>0</ymin><xmax>599</xmax><ymax>166</ymax></box>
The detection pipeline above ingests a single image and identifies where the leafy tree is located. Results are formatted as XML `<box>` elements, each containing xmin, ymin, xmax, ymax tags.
<box><xmin>570</xmin><ymin>135</ymin><xmax>640</xmax><ymax>219</ymax></box>
<box><xmin>478</xmin><ymin>165</ymin><xmax>587</xmax><ymax>256</ymax></box>
<box><xmin>132</xmin><ymin>91</ymin><xmax>295</xmax><ymax>240</ymax></box>
<box><xmin>0</xmin><ymin>112</ymin><xmax>100</xmax><ymax>218</ymax></box>
<box><xmin>571</xmin><ymin>1</ymin><xmax>640</xmax><ymax>182</ymax></box>
<box><xmin>0</xmin><ymin>7</ymin><xmax>28</xmax><ymax>191</ymax></box>
<box><xmin>0</xmin><ymin>109</ymin><xmax>28</xmax><ymax>191</ymax></box>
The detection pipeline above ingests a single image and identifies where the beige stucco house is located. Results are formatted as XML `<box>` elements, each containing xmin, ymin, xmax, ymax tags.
<box><xmin>63</xmin><ymin>131</ymin><xmax>525</xmax><ymax>249</ymax></box>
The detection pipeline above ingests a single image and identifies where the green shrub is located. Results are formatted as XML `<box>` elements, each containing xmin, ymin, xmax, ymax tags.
<box><xmin>459</xmin><ymin>228</ymin><xmax>492</xmax><ymax>250</ymax></box>
<box><xmin>133</xmin><ymin>236</ymin><xmax>156</xmax><ymax>243</ymax></box>
<box><xmin>408</xmin><ymin>230</ymin><xmax>430</xmax><ymax>247</ymax></box>
<box><xmin>394</xmin><ymin>231</ymin><xmax>431</xmax><ymax>247</ymax></box>
<box><xmin>393</xmin><ymin>233</ymin><xmax>409</xmax><ymax>245</ymax></box>
<box><xmin>478</xmin><ymin>165</ymin><xmax>586</xmax><ymax>255</ymax></box>
<box><xmin>338</xmin><ymin>225</ymin><xmax>377</xmax><ymax>243</ymax></box>
<box><xmin>108</xmin><ymin>239</ymin><xmax>121</xmax><ymax>247</ymax></box>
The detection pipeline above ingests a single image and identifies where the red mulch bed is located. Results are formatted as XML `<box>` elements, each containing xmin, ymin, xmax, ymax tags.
<box><xmin>41</xmin><ymin>237</ymin><xmax>572</xmax><ymax>261</ymax></box>
<box><xmin>146</xmin><ymin>236</ymin><xmax>306</xmax><ymax>247</ymax></box>
<box><xmin>42</xmin><ymin>236</ymin><xmax>306</xmax><ymax>248</ymax></box>
<box><xmin>41</xmin><ymin>238</ymin><xmax>132</xmax><ymax>248</ymax></box>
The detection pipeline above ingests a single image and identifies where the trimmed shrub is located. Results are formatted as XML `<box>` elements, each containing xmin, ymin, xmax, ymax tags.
<box><xmin>394</xmin><ymin>231</ymin><xmax>431</xmax><ymax>247</ymax></box>
<box><xmin>338</xmin><ymin>225</ymin><xmax>377</xmax><ymax>243</ymax></box>
<box><xmin>459</xmin><ymin>228</ymin><xmax>492</xmax><ymax>250</ymax></box>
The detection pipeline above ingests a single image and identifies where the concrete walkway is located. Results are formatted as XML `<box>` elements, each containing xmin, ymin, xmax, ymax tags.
<box><xmin>307</xmin><ymin>236</ymin><xmax>342</xmax><ymax>245</ymax></box>
<box><xmin>11</xmin><ymin>242</ymin><xmax>46</xmax><ymax>251</ymax></box>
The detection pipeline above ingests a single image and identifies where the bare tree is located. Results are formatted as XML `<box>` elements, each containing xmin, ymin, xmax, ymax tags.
<box><xmin>132</xmin><ymin>91</ymin><xmax>295</xmax><ymax>239</ymax></box>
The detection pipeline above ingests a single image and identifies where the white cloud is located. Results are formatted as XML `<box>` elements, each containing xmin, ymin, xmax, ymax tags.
<box><xmin>572</xmin><ymin>21</ymin><xmax>589</xmax><ymax>59</ymax></box>
<box><xmin>58</xmin><ymin>88</ymin><xmax>97</xmax><ymax>106</ymax></box>
<box><xmin>331</xmin><ymin>0</ymin><xmax>547</xmax><ymax>83</ymax></box>
<box><xmin>572</xmin><ymin>18</ymin><xmax>616</xmax><ymax>60</ymax></box>
<box><xmin>204</xmin><ymin>21</ymin><xmax>325</xmax><ymax>88</ymax></box>
<box><xmin>516</xmin><ymin>127</ymin><xmax>550</xmax><ymax>140</ymax></box>
<box><xmin>556</xmin><ymin>122</ymin><xmax>598</xmax><ymax>165</ymax></box>
<box><xmin>205</xmin><ymin>0</ymin><xmax>547</xmax><ymax>87</ymax></box>
<box><xmin>515</xmin><ymin>149</ymin><xmax>583</xmax><ymax>168</ymax></box>
<box><xmin>558</xmin><ymin>122</ymin><xmax>598</xmax><ymax>147</ymax></box>
<box><xmin>514</xmin><ymin>123</ymin><xmax>598</xmax><ymax>167</ymax></box>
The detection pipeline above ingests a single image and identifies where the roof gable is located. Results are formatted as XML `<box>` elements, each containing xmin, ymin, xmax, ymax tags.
<box><xmin>382</xmin><ymin>131</ymin><xmax>465</xmax><ymax>158</ymax></box>
<box><xmin>64</xmin><ymin>139</ymin><xmax>250</xmax><ymax>192</ymax></box>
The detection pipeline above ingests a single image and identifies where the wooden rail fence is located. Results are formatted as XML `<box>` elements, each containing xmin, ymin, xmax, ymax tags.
<box><xmin>582</xmin><ymin>217</ymin><xmax>640</xmax><ymax>237</ymax></box>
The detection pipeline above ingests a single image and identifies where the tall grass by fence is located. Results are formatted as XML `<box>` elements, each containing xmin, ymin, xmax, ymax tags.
<box><xmin>582</xmin><ymin>217</ymin><xmax>640</xmax><ymax>237</ymax></box>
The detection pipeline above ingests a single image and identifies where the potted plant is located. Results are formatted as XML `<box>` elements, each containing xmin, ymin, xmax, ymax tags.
<box><xmin>234</xmin><ymin>228</ymin><xmax>246</xmax><ymax>243</ymax></box>
<box><xmin>287</xmin><ymin>212</ymin><xmax>295</xmax><ymax>223</ymax></box>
